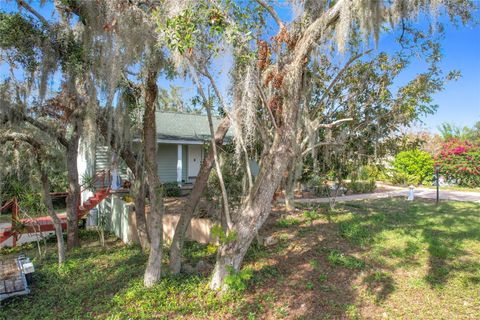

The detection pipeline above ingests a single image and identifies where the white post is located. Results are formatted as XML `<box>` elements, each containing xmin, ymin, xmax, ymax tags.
<box><xmin>407</xmin><ymin>185</ymin><xmax>415</xmax><ymax>201</ymax></box>
<box><xmin>177</xmin><ymin>145</ymin><xmax>182</xmax><ymax>186</ymax></box>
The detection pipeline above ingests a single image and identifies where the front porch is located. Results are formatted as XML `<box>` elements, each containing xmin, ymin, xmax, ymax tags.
<box><xmin>157</xmin><ymin>141</ymin><xmax>205</xmax><ymax>186</ymax></box>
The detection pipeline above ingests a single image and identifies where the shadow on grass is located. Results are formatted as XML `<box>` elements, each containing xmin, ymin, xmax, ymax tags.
<box><xmin>240</xmin><ymin>198</ymin><xmax>480</xmax><ymax>319</ymax></box>
<box><xmin>237</xmin><ymin>216</ymin><xmax>367</xmax><ymax>319</ymax></box>
<box><xmin>2</xmin><ymin>198</ymin><xmax>479</xmax><ymax>319</ymax></box>
<box><xmin>327</xmin><ymin>198</ymin><xmax>480</xmax><ymax>289</ymax></box>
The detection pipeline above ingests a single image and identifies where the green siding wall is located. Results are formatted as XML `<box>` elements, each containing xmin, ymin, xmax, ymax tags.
<box><xmin>97</xmin><ymin>143</ymin><xmax>191</xmax><ymax>184</ymax></box>
<box><xmin>95</xmin><ymin>146</ymin><xmax>110</xmax><ymax>172</ymax></box>
<box><xmin>157</xmin><ymin>144</ymin><xmax>177</xmax><ymax>183</ymax></box>
<box><xmin>95</xmin><ymin>145</ymin><xmax>128</xmax><ymax>181</ymax></box>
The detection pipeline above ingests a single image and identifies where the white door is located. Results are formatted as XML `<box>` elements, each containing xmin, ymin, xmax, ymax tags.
<box><xmin>188</xmin><ymin>145</ymin><xmax>202</xmax><ymax>177</ymax></box>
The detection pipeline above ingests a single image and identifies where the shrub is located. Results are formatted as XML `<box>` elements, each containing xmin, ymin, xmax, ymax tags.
<box><xmin>391</xmin><ymin>149</ymin><xmax>434</xmax><ymax>185</ymax></box>
<box><xmin>357</xmin><ymin>164</ymin><xmax>383</xmax><ymax>181</ymax></box>
<box><xmin>205</xmin><ymin>144</ymin><xmax>245</xmax><ymax>205</ymax></box>
<box><xmin>346</xmin><ymin>180</ymin><xmax>376</xmax><ymax>194</ymax></box>
<box><xmin>162</xmin><ymin>182</ymin><xmax>181</xmax><ymax>197</ymax></box>
<box><xmin>389</xmin><ymin>171</ymin><xmax>419</xmax><ymax>186</ymax></box>
<box><xmin>435</xmin><ymin>139</ymin><xmax>480</xmax><ymax>187</ymax></box>
<box><xmin>303</xmin><ymin>174</ymin><xmax>327</xmax><ymax>196</ymax></box>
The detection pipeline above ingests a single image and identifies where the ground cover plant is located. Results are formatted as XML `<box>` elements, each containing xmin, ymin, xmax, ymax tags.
<box><xmin>1</xmin><ymin>198</ymin><xmax>479</xmax><ymax>319</ymax></box>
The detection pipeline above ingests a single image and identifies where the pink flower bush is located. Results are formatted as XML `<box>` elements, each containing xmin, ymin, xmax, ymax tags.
<box><xmin>435</xmin><ymin>139</ymin><xmax>480</xmax><ymax>187</ymax></box>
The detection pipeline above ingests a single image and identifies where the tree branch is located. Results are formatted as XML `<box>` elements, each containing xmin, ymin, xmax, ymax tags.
<box><xmin>0</xmin><ymin>132</ymin><xmax>43</xmax><ymax>151</ymax></box>
<box><xmin>188</xmin><ymin>63</ymin><xmax>233</xmax><ymax>230</ymax></box>
<box><xmin>2</xmin><ymin>107</ymin><xmax>69</xmax><ymax>147</ymax></box>
<box><xmin>25</xmin><ymin>116</ymin><xmax>69</xmax><ymax>147</ymax></box>
<box><xmin>255</xmin><ymin>79</ymin><xmax>278</xmax><ymax>130</ymax></box>
<box><xmin>317</xmin><ymin>118</ymin><xmax>353</xmax><ymax>129</ymax></box>
<box><xmin>314</xmin><ymin>49</ymin><xmax>373</xmax><ymax>117</ymax></box>
<box><xmin>254</xmin><ymin>0</ymin><xmax>285</xmax><ymax>29</ymax></box>
<box><xmin>293</xmin><ymin>0</ymin><xmax>344</xmax><ymax>66</ymax></box>
<box><xmin>301</xmin><ymin>117</ymin><xmax>353</xmax><ymax>150</ymax></box>
<box><xmin>17</xmin><ymin>0</ymin><xmax>51</xmax><ymax>28</ymax></box>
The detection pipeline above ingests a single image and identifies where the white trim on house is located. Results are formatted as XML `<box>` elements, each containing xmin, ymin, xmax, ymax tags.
<box><xmin>158</xmin><ymin>139</ymin><xmax>204</xmax><ymax>145</ymax></box>
<box><xmin>131</xmin><ymin>138</ymin><xmax>205</xmax><ymax>145</ymax></box>
<box><xmin>176</xmin><ymin>145</ymin><xmax>182</xmax><ymax>185</ymax></box>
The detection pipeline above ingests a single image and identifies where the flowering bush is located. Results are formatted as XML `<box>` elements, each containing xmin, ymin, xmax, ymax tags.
<box><xmin>391</xmin><ymin>150</ymin><xmax>434</xmax><ymax>185</ymax></box>
<box><xmin>435</xmin><ymin>139</ymin><xmax>480</xmax><ymax>187</ymax></box>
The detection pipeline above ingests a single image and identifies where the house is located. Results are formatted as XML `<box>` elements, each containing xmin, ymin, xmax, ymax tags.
<box><xmin>151</xmin><ymin>112</ymin><xmax>229</xmax><ymax>185</ymax></box>
<box><xmin>78</xmin><ymin>112</ymin><xmax>231</xmax><ymax>199</ymax></box>
<box><xmin>77</xmin><ymin>112</ymin><xmax>231</xmax><ymax>244</ymax></box>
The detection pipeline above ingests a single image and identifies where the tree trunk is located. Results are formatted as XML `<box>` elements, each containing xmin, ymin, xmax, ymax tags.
<box><xmin>66</xmin><ymin>122</ymin><xmax>81</xmax><ymax>250</ymax></box>
<box><xmin>284</xmin><ymin>156</ymin><xmax>303</xmax><ymax>211</ymax></box>
<box><xmin>39</xmin><ymin>172</ymin><xmax>66</xmax><ymax>265</ymax></box>
<box><xmin>169</xmin><ymin>117</ymin><xmax>230</xmax><ymax>274</ymax></box>
<box><xmin>33</xmin><ymin>153</ymin><xmax>66</xmax><ymax>265</ymax></box>
<box><xmin>284</xmin><ymin>161</ymin><xmax>296</xmax><ymax>212</ymax></box>
<box><xmin>210</xmin><ymin>133</ymin><xmax>293</xmax><ymax>290</ymax></box>
<box><xmin>133</xmin><ymin>167</ymin><xmax>150</xmax><ymax>251</ymax></box>
<box><xmin>210</xmin><ymin>61</ymin><xmax>303</xmax><ymax>290</ymax></box>
<box><xmin>143</xmin><ymin>67</ymin><xmax>164</xmax><ymax>287</ymax></box>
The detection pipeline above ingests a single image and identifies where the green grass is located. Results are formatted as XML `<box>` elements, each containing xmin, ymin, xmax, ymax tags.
<box><xmin>318</xmin><ymin>273</ymin><xmax>328</xmax><ymax>282</ymax></box>
<box><xmin>276</xmin><ymin>217</ymin><xmax>301</xmax><ymax>228</ymax></box>
<box><xmin>326</xmin><ymin>198</ymin><xmax>480</xmax><ymax>318</ymax></box>
<box><xmin>0</xmin><ymin>233</ymin><xmax>236</xmax><ymax>319</ymax></box>
<box><xmin>1</xmin><ymin>198</ymin><xmax>480</xmax><ymax>319</ymax></box>
<box><xmin>327</xmin><ymin>249</ymin><xmax>365</xmax><ymax>270</ymax></box>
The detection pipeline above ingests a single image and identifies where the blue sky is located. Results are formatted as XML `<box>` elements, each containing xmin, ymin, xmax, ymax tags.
<box><xmin>381</xmin><ymin>16</ymin><xmax>480</xmax><ymax>132</ymax></box>
<box><xmin>416</xmin><ymin>22</ymin><xmax>480</xmax><ymax>131</ymax></box>
<box><xmin>1</xmin><ymin>1</ymin><xmax>479</xmax><ymax>133</ymax></box>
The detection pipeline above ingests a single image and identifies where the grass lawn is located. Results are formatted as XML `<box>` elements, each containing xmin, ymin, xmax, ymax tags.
<box><xmin>1</xmin><ymin>198</ymin><xmax>479</xmax><ymax>319</ymax></box>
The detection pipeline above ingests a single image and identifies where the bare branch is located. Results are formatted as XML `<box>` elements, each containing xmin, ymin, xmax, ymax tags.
<box><xmin>254</xmin><ymin>0</ymin><xmax>285</xmax><ymax>29</ymax></box>
<box><xmin>317</xmin><ymin>118</ymin><xmax>353</xmax><ymax>129</ymax></box>
<box><xmin>188</xmin><ymin>63</ymin><xmax>233</xmax><ymax>230</ymax></box>
<box><xmin>17</xmin><ymin>0</ymin><xmax>51</xmax><ymax>28</ymax></box>
<box><xmin>301</xmin><ymin>117</ymin><xmax>353</xmax><ymax>150</ymax></box>
<box><xmin>196</xmin><ymin>64</ymin><xmax>231</xmax><ymax>117</ymax></box>
<box><xmin>255</xmin><ymin>80</ymin><xmax>278</xmax><ymax>130</ymax></box>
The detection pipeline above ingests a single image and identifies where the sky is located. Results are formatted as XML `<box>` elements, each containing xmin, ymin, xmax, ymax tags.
<box><xmin>385</xmin><ymin>17</ymin><xmax>480</xmax><ymax>132</ymax></box>
<box><xmin>419</xmin><ymin>23</ymin><xmax>480</xmax><ymax>131</ymax></box>
<box><xmin>0</xmin><ymin>1</ymin><xmax>479</xmax><ymax>133</ymax></box>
